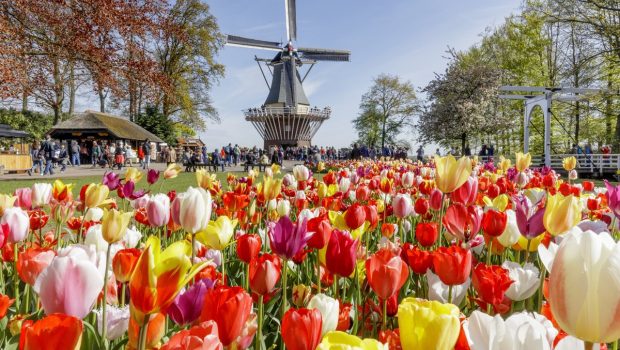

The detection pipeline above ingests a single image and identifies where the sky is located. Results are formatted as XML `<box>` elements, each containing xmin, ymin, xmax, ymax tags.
<box><xmin>201</xmin><ymin>0</ymin><xmax>523</xmax><ymax>151</ymax></box>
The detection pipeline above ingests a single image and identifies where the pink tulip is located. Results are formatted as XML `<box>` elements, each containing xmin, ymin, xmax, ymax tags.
<box><xmin>146</xmin><ymin>194</ymin><xmax>171</xmax><ymax>227</ymax></box>
<box><xmin>429</xmin><ymin>189</ymin><xmax>443</xmax><ymax>211</ymax></box>
<box><xmin>34</xmin><ymin>254</ymin><xmax>104</xmax><ymax>319</ymax></box>
<box><xmin>392</xmin><ymin>194</ymin><xmax>413</xmax><ymax>219</ymax></box>
<box><xmin>14</xmin><ymin>188</ymin><xmax>32</xmax><ymax>210</ymax></box>
<box><xmin>401</xmin><ymin>172</ymin><xmax>415</xmax><ymax>188</ymax></box>
<box><xmin>31</xmin><ymin>183</ymin><xmax>52</xmax><ymax>208</ymax></box>
<box><xmin>0</xmin><ymin>207</ymin><xmax>29</xmax><ymax>243</ymax></box>
<box><xmin>451</xmin><ymin>176</ymin><xmax>478</xmax><ymax>206</ymax></box>
<box><xmin>173</xmin><ymin>187</ymin><xmax>212</xmax><ymax>234</ymax></box>
<box><xmin>131</xmin><ymin>194</ymin><xmax>150</xmax><ymax>210</ymax></box>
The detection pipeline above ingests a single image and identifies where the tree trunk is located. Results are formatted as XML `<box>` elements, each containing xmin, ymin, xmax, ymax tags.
<box><xmin>68</xmin><ymin>62</ymin><xmax>76</xmax><ymax>115</ymax></box>
<box><xmin>606</xmin><ymin>73</ymin><xmax>613</xmax><ymax>144</ymax></box>
<box><xmin>380</xmin><ymin>114</ymin><xmax>388</xmax><ymax>149</ymax></box>
<box><xmin>615</xmin><ymin>113</ymin><xmax>620</xmax><ymax>151</ymax></box>
<box><xmin>574</xmin><ymin>101</ymin><xmax>580</xmax><ymax>146</ymax></box>
<box><xmin>53</xmin><ymin>105</ymin><xmax>61</xmax><ymax>125</ymax></box>
<box><xmin>21</xmin><ymin>90</ymin><xmax>28</xmax><ymax>111</ymax></box>
<box><xmin>98</xmin><ymin>89</ymin><xmax>106</xmax><ymax>113</ymax></box>
<box><xmin>52</xmin><ymin>58</ymin><xmax>64</xmax><ymax>124</ymax></box>
<box><xmin>461</xmin><ymin>133</ymin><xmax>467</xmax><ymax>155</ymax></box>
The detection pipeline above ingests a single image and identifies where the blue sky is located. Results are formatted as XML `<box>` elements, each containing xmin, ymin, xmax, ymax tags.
<box><xmin>203</xmin><ymin>0</ymin><xmax>522</xmax><ymax>150</ymax></box>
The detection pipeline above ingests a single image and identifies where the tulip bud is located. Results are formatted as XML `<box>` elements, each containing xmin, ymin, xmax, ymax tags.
<box><xmin>31</xmin><ymin>183</ymin><xmax>52</xmax><ymax>208</ymax></box>
<box><xmin>291</xmin><ymin>284</ymin><xmax>312</xmax><ymax>308</ymax></box>
<box><xmin>1</xmin><ymin>207</ymin><xmax>29</xmax><ymax>243</ymax></box>
<box><xmin>101</xmin><ymin>208</ymin><xmax>133</xmax><ymax>244</ymax></box>
<box><xmin>236</xmin><ymin>233</ymin><xmax>262</xmax><ymax>264</ymax></box>
<box><xmin>277</xmin><ymin>199</ymin><xmax>291</xmax><ymax>217</ymax></box>
<box><xmin>392</xmin><ymin>194</ymin><xmax>413</xmax><ymax>219</ymax></box>
<box><xmin>307</xmin><ymin>293</ymin><xmax>339</xmax><ymax>336</ymax></box>
<box><xmin>317</xmin><ymin>182</ymin><xmax>328</xmax><ymax>199</ymax></box>
<box><xmin>112</xmin><ymin>248</ymin><xmax>141</xmax><ymax>283</ymax></box>
<box><xmin>146</xmin><ymin>194</ymin><xmax>171</xmax><ymax>227</ymax></box>
<box><xmin>84</xmin><ymin>183</ymin><xmax>109</xmax><ymax>209</ymax></box>
<box><xmin>0</xmin><ymin>194</ymin><xmax>16</xmax><ymax>215</ymax></box>
<box><xmin>293</xmin><ymin>165</ymin><xmax>310</xmax><ymax>182</ymax></box>
<box><xmin>339</xmin><ymin>177</ymin><xmax>351</xmax><ymax>193</ymax></box>
<box><xmin>429</xmin><ymin>189</ymin><xmax>443</xmax><ymax>211</ymax></box>
<box><xmin>402</xmin><ymin>172</ymin><xmax>415</xmax><ymax>188</ymax></box>
<box><xmin>568</xmin><ymin>169</ymin><xmax>578</xmax><ymax>180</ymax></box>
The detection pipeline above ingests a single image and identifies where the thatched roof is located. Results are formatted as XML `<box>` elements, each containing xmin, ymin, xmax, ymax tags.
<box><xmin>49</xmin><ymin>110</ymin><xmax>163</xmax><ymax>142</ymax></box>
<box><xmin>0</xmin><ymin>124</ymin><xmax>29</xmax><ymax>138</ymax></box>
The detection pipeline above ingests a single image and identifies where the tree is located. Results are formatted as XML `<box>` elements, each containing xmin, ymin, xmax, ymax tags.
<box><xmin>418</xmin><ymin>50</ymin><xmax>505</xmax><ymax>152</ymax></box>
<box><xmin>352</xmin><ymin>74</ymin><xmax>418</xmax><ymax>149</ymax></box>
<box><xmin>135</xmin><ymin>105</ymin><xmax>176</xmax><ymax>145</ymax></box>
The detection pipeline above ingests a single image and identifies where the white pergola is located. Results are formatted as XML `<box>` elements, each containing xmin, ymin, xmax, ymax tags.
<box><xmin>498</xmin><ymin>86</ymin><xmax>601</xmax><ymax>167</ymax></box>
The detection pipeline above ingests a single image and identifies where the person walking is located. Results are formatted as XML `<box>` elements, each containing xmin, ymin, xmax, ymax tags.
<box><xmin>141</xmin><ymin>139</ymin><xmax>151</xmax><ymax>169</ymax></box>
<box><xmin>91</xmin><ymin>141</ymin><xmax>101</xmax><ymax>167</ymax></box>
<box><xmin>70</xmin><ymin>140</ymin><xmax>80</xmax><ymax>166</ymax></box>
<box><xmin>27</xmin><ymin>141</ymin><xmax>42</xmax><ymax>176</ymax></box>
<box><xmin>57</xmin><ymin>143</ymin><xmax>70</xmax><ymax>172</ymax></box>
<box><xmin>41</xmin><ymin>135</ymin><xmax>55</xmax><ymax>176</ymax></box>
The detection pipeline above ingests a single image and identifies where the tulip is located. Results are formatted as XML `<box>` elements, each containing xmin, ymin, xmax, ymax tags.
<box><xmin>277</xmin><ymin>199</ymin><xmax>291</xmax><ymax>217</ymax></box>
<box><xmin>502</xmin><ymin>261</ymin><xmax>540</xmax><ymax>301</ymax></box>
<box><xmin>0</xmin><ymin>293</ymin><xmax>14</xmax><ymax>319</ymax></box>
<box><xmin>563</xmin><ymin>156</ymin><xmax>577</xmax><ymax>171</ymax></box>
<box><xmin>52</xmin><ymin>179</ymin><xmax>74</xmax><ymax>202</ymax></box>
<box><xmin>102</xmin><ymin>171</ymin><xmax>121</xmax><ymax>190</ymax></box>
<box><xmin>1</xmin><ymin>207</ymin><xmax>29</xmax><ymax>243</ymax></box>
<box><xmin>34</xmin><ymin>253</ymin><xmax>104</xmax><ymax>319</ymax></box>
<box><xmin>429</xmin><ymin>188</ymin><xmax>443</xmax><ymax>211</ymax></box>
<box><xmin>197</xmin><ymin>216</ymin><xmax>237</xmax><ymax>252</ymax></box>
<box><xmin>356</xmin><ymin>185</ymin><xmax>370</xmax><ymax>202</ymax></box>
<box><xmin>20</xmin><ymin>314</ymin><xmax>83</xmax><ymax>350</ymax></box>
<box><xmin>325</xmin><ymin>229</ymin><xmax>359</xmax><ymax>278</ymax></box>
<box><xmin>16</xmin><ymin>247</ymin><xmax>56</xmax><ymax>285</ymax></box>
<box><xmin>293</xmin><ymin>164</ymin><xmax>310</xmax><ymax>182</ymax></box>
<box><xmin>432</xmin><ymin>245</ymin><xmax>472</xmax><ymax>286</ymax></box>
<box><xmin>167</xmin><ymin>278</ymin><xmax>214</xmax><ymax>326</ymax></box>
<box><xmin>31</xmin><ymin>183</ymin><xmax>52</xmax><ymax>207</ymax></box>
<box><xmin>14</xmin><ymin>188</ymin><xmax>31</xmax><ymax>210</ymax></box>
<box><xmin>84</xmin><ymin>183</ymin><xmax>110</xmax><ymax>209</ymax></box>
<box><xmin>452</xmin><ymin>176</ymin><xmax>478</xmax><ymax>206</ymax></box>
<box><xmin>236</xmin><ymin>233</ymin><xmax>262</xmax><ymax>264</ymax></box>
<box><xmin>549</xmin><ymin>228</ymin><xmax>620</xmax><ymax>343</ymax></box>
<box><xmin>95</xmin><ymin>305</ymin><xmax>130</xmax><ymax>340</ymax></box>
<box><xmin>200</xmin><ymin>286</ymin><xmax>253</xmax><ymax>346</ymax></box>
<box><xmin>262</xmin><ymin>177</ymin><xmax>282</xmax><ymax>201</ymax></box>
<box><xmin>249</xmin><ymin>253</ymin><xmax>282</xmax><ymax>295</ymax></box>
<box><xmin>414</xmin><ymin>197</ymin><xmax>429</xmax><ymax>216</ymax></box>
<box><xmin>497</xmin><ymin>209</ymin><xmax>521</xmax><ymax>247</ymax></box>
<box><xmin>344</xmin><ymin>203</ymin><xmax>366</xmax><ymax>230</ymax></box>
<box><xmin>442</xmin><ymin>203</ymin><xmax>483</xmax><ymax>242</ymax></box>
<box><xmin>481</xmin><ymin>209</ymin><xmax>508</xmax><ymax>237</ymax></box>
<box><xmin>434</xmin><ymin>155</ymin><xmax>472</xmax><ymax>193</ymax></box>
<box><xmin>174</xmin><ymin>187</ymin><xmax>212</xmax><ymax>234</ymax></box>
<box><xmin>129</xmin><ymin>236</ymin><xmax>208</xmax><ymax>319</ymax></box>
<box><xmin>307</xmin><ymin>216</ymin><xmax>332</xmax><ymax>249</ymax></box>
<box><xmin>426</xmin><ymin>270</ymin><xmax>470</xmax><ymax>305</ymax></box>
<box><xmin>402</xmin><ymin>243</ymin><xmax>433</xmax><ymax>275</ymax></box>
<box><xmin>268</xmin><ymin>216</ymin><xmax>310</xmax><ymax>260</ymax></box>
<box><xmin>340</xmin><ymin>177</ymin><xmax>352</xmax><ymax>193</ymax></box>
<box><xmin>416</xmin><ymin>222</ymin><xmax>439</xmax><ymax>247</ymax></box>
<box><xmin>515</xmin><ymin>152</ymin><xmax>531</xmax><ymax>172</ymax></box>
<box><xmin>127</xmin><ymin>312</ymin><xmax>165</xmax><ymax>350</ymax></box>
<box><xmin>146</xmin><ymin>194</ymin><xmax>170</xmax><ymax>227</ymax></box>
<box><xmin>160</xmin><ymin>321</ymin><xmax>223</xmax><ymax>350</ymax></box>
<box><xmin>101</xmin><ymin>208</ymin><xmax>133</xmax><ymax>244</ymax></box>
<box><xmin>398</xmin><ymin>298</ymin><xmax>460</xmax><ymax>350</ymax></box>
<box><xmin>307</xmin><ymin>293</ymin><xmax>339</xmax><ymax>336</ymax></box>
<box><xmin>164</xmin><ymin>163</ymin><xmax>182</xmax><ymax>179</ymax></box>
<box><xmin>196</xmin><ymin>169</ymin><xmax>216</xmax><ymax>190</ymax></box>
<box><xmin>402</xmin><ymin>172</ymin><xmax>415</xmax><ymax>188</ymax></box>
<box><xmin>392</xmin><ymin>194</ymin><xmax>413</xmax><ymax>219</ymax></box>
<box><xmin>543</xmin><ymin>193</ymin><xmax>580</xmax><ymax>236</ymax></box>
<box><xmin>147</xmin><ymin>169</ymin><xmax>160</xmax><ymax>185</ymax></box>
<box><xmin>471</xmin><ymin>263</ymin><xmax>513</xmax><ymax>312</ymax></box>
<box><xmin>0</xmin><ymin>193</ymin><xmax>16</xmax><ymax>215</ymax></box>
<box><xmin>112</xmin><ymin>248</ymin><xmax>141</xmax><ymax>283</ymax></box>
<box><xmin>281</xmin><ymin>308</ymin><xmax>323</xmax><ymax>350</ymax></box>
<box><xmin>513</xmin><ymin>195</ymin><xmax>546</xmax><ymax>239</ymax></box>
<box><xmin>125</xmin><ymin>167</ymin><xmax>143</xmax><ymax>183</ymax></box>
<box><xmin>463</xmin><ymin>310</ymin><xmax>557</xmax><ymax>350</ymax></box>
<box><xmin>318</xmin><ymin>331</ymin><xmax>387</xmax><ymax>349</ymax></box>
<box><xmin>366</xmin><ymin>248</ymin><xmax>408</xmax><ymax>301</ymax></box>
<box><xmin>605</xmin><ymin>180</ymin><xmax>620</xmax><ymax>220</ymax></box>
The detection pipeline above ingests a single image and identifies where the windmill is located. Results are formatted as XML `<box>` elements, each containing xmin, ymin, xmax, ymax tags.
<box><xmin>225</xmin><ymin>0</ymin><xmax>350</xmax><ymax>149</ymax></box>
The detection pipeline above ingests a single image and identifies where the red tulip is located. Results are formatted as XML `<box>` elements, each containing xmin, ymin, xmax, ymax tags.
<box><xmin>325</xmin><ymin>230</ymin><xmax>358</xmax><ymax>278</ymax></box>
<box><xmin>401</xmin><ymin>243</ymin><xmax>433</xmax><ymax>275</ymax></box>
<box><xmin>442</xmin><ymin>203</ymin><xmax>482</xmax><ymax>242</ymax></box>
<box><xmin>472</xmin><ymin>263</ymin><xmax>513</xmax><ymax>312</ymax></box>
<box><xmin>16</xmin><ymin>247</ymin><xmax>56</xmax><ymax>285</ymax></box>
<box><xmin>432</xmin><ymin>245</ymin><xmax>472</xmax><ymax>285</ymax></box>
<box><xmin>429</xmin><ymin>189</ymin><xmax>443</xmax><ymax>210</ymax></box>
<box><xmin>307</xmin><ymin>216</ymin><xmax>332</xmax><ymax>249</ymax></box>
<box><xmin>344</xmin><ymin>203</ymin><xmax>366</xmax><ymax>230</ymax></box>
<box><xmin>236</xmin><ymin>234</ymin><xmax>262</xmax><ymax>264</ymax></box>
<box><xmin>200</xmin><ymin>286</ymin><xmax>253</xmax><ymax>346</ymax></box>
<box><xmin>28</xmin><ymin>209</ymin><xmax>49</xmax><ymax>231</ymax></box>
<box><xmin>366</xmin><ymin>248</ymin><xmax>408</xmax><ymax>300</ymax></box>
<box><xmin>249</xmin><ymin>253</ymin><xmax>282</xmax><ymax>295</ymax></box>
<box><xmin>415</xmin><ymin>222</ymin><xmax>439</xmax><ymax>247</ymax></box>
<box><xmin>0</xmin><ymin>293</ymin><xmax>14</xmax><ymax>319</ymax></box>
<box><xmin>20</xmin><ymin>313</ymin><xmax>83</xmax><ymax>350</ymax></box>
<box><xmin>414</xmin><ymin>197</ymin><xmax>429</xmax><ymax>215</ymax></box>
<box><xmin>281</xmin><ymin>308</ymin><xmax>322</xmax><ymax>350</ymax></box>
<box><xmin>452</xmin><ymin>177</ymin><xmax>478</xmax><ymax>206</ymax></box>
<box><xmin>481</xmin><ymin>209</ymin><xmax>507</xmax><ymax>237</ymax></box>
<box><xmin>112</xmin><ymin>248</ymin><xmax>141</xmax><ymax>283</ymax></box>
<box><xmin>364</xmin><ymin>205</ymin><xmax>379</xmax><ymax>230</ymax></box>
<box><xmin>355</xmin><ymin>185</ymin><xmax>370</xmax><ymax>202</ymax></box>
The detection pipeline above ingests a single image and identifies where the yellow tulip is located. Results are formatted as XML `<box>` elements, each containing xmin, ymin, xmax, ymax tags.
<box><xmin>482</xmin><ymin>194</ymin><xmax>509</xmax><ymax>212</ymax></box>
<box><xmin>271</xmin><ymin>163</ymin><xmax>281</xmax><ymax>175</ymax></box>
<box><xmin>317</xmin><ymin>331</ymin><xmax>387</xmax><ymax>350</ymax></box>
<box><xmin>196</xmin><ymin>216</ymin><xmax>238</xmax><ymax>251</ymax></box>
<box><xmin>543</xmin><ymin>193</ymin><xmax>581</xmax><ymax>236</ymax></box>
<box><xmin>263</xmin><ymin>177</ymin><xmax>282</xmax><ymax>201</ymax></box>
<box><xmin>375</xmin><ymin>199</ymin><xmax>385</xmax><ymax>214</ymax></box>
<box><xmin>398</xmin><ymin>298</ymin><xmax>460</xmax><ymax>350</ymax></box>
<box><xmin>52</xmin><ymin>179</ymin><xmax>74</xmax><ymax>201</ymax></box>
<box><xmin>101</xmin><ymin>208</ymin><xmax>133</xmax><ymax>244</ymax></box>
<box><xmin>434</xmin><ymin>155</ymin><xmax>472</xmax><ymax>193</ymax></box>
<box><xmin>129</xmin><ymin>236</ymin><xmax>207</xmax><ymax>320</ymax></box>
<box><xmin>499</xmin><ymin>156</ymin><xmax>512</xmax><ymax>172</ymax></box>
<box><xmin>163</xmin><ymin>163</ymin><xmax>182</xmax><ymax>179</ymax></box>
<box><xmin>84</xmin><ymin>183</ymin><xmax>109</xmax><ymax>209</ymax></box>
<box><xmin>125</xmin><ymin>167</ymin><xmax>143</xmax><ymax>183</ymax></box>
<box><xmin>562</xmin><ymin>156</ymin><xmax>577</xmax><ymax>171</ymax></box>
<box><xmin>513</xmin><ymin>233</ymin><xmax>545</xmax><ymax>252</ymax></box>
<box><xmin>515</xmin><ymin>152</ymin><xmax>531</xmax><ymax>172</ymax></box>
<box><xmin>317</xmin><ymin>162</ymin><xmax>325</xmax><ymax>172</ymax></box>
<box><xmin>328</xmin><ymin>211</ymin><xmax>348</xmax><ymax>231</ymax></box>
<box><xmin>196</xmin><ymin>169</ymin><xmax>217</xmax><ymax>190</ymax></box>
<box><xmin>317</xmin><ymin>182</ymin><xmax>328</xmax><ymax>199</ymax></box>
<box><xmin>0</xmin><ymin>194</ymin><xmax>16</xmax><ymax>215</ymax></box>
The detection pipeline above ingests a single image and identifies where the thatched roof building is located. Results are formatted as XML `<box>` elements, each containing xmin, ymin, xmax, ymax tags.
<box><xmin>48</xmin><ymin>110</ymin><xmax>163</xmax><ymax>143</ymax></box>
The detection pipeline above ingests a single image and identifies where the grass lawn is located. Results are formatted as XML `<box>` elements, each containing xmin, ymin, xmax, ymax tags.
<box><xmin>0</xmin><ymin>171</ymin><xmax>246</xmax><ymax>195</ymax></box>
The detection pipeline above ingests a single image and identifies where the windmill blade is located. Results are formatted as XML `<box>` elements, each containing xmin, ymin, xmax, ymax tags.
<box><xmin>225</xmin><ymin>35</ymin><xmax>281</xmax><ymax>51</ymax></box>
<box><xmin>298</xmin><ymin>47</ymin><xmax>351</xmax><ymax>62</ymax></box>
<box><xmin>285</xmin><ymin>0</ymin><xmax>297</xmax><ymax>41</ymax></box>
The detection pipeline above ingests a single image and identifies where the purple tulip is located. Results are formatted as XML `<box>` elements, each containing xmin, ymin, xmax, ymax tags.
<box><xmin>268</xmin><ymin>216</ymin><xmax>311</xmax><ymax>260</ymax></box>
<box><xmin>103</xmin><ymin>172</ymin><xmax>121</xmax><ymax>190</ymax></box>
<box><xmin>605</xmin><ymin>180</ymin><xmax>620</xmax><ymax>220</ymax></box>
<box><xmin>147</xmin><ymin>169</ymin><xmax>160</xmax><ymax>185</ymax></box>
<box><xmin>513</xmin><ymin>195</ymin><xmax>546</xmax><ymax>239</ymax></box>
<box><xmin>119</xmin><ymin>181</ymin><xmax>147</xmax><ymax>200</ymax></box>
<box><xmin>167</xmin><ymin>278</ymin><xmax>214</xmax><ymax>326</ymax></box>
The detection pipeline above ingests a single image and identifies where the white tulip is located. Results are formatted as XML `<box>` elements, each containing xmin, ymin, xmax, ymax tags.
<box><xmin>95</xmin><ymin>305</ymin><xmax>130</xmax><ymax>340</ymax></box>
<box><xmin>84</xmin><ymin>207</ymin><xmax>104</xmax><ymax>222</ymax></box>
<box><xmin>276</xmin><ymin>199</ymin><xmax>290</xmax><ymax>217</ymax></box>
<box><xmin>426</xmin><ymin>270</ymin><xmax>469</xmax><ymax>305</ymax></box>
<box><xmin>503</xmin><ymin>261</ymin><xmax>540</xmax><ymax>301</ymax></box>
<box><xmin>293</xmin><ymin>164</ymin><xmax>310</xmax><ymax>182</ymax></box>
<box><xmin>122</xmin><ymin>225</ymin><xmax>142</xmax><ymax>248</ymax></box>
<box><xmin>497</xmin><ymin>209</ymin><xmax>520</xmax><ymax>247</ymax></box>
<box><xmin>307</xmin><ymin>293</ymin><xmax>339</xmax><ymax>336</ymax></box>
<box><xmin>339</xmin><ymin>177</ymin><xmax>351</xmax><ymax>193</ymax></box>
<box><xmin>31</xmin><ymin>183</ymin><xmax>52</xmax><ymax>207</ymax></box>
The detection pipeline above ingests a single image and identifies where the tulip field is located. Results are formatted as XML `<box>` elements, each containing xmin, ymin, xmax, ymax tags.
<box><xmin>0</xmin><ymin>154</ymin><xmax>618</xmax><ymax>350</ymax></box>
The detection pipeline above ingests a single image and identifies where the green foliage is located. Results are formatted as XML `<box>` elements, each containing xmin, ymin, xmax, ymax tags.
<box><xmin>135</xmin><ymin>106</ymin><xmax>176</xmax><ymax>145</ymax></box>
<box><xmin>0</xmin><ymin>108</ymin><xmax>54</xmax><ymax>140</ymax></box>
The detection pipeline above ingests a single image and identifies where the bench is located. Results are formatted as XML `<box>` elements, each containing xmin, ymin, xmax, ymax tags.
<box><xmin>243</xmin><ymin>162</ymin><xmax>267</xmax><ymax>172</ymax></box>
<box><xmin>184</xmin><ymin>162</ymin><xmax>218</xmax><ymax>172</ymax></box>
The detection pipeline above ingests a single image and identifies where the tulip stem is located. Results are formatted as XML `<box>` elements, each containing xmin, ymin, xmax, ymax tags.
<box><xmin>256</xmin><ymin>295</ymin><xmax>264</xmax><ymax>350</ymax></box>
<box><xmin>191</xmin><ymin>233</ymin><xmax>196</xmax><ymax>263</ymax></box>
<box><xmin>101</xmin><ymin>243</ymin><xmax>112</xmax><ymax>348</ymax></box>
<box><xmin>486</xmin><ymin>240</ymin><xmax>493</xmax><ymax>265</ymax></box>
<box><xmin>523</xmin><ymin>239</ymin><xmax>532</xmax><ymax>265</ymax></box>
<box><xmin>613</xmin><ymin>339</ymin><xmax>618</xmax><ymax>350</ymax></box>
<box><xmin>280</xmin><ymin>259</ymin><xmax>288</xmax><ymax>350</ymax></box>
<box><xmin>79</xmin><ymin>208</ymin><xmax>90</xmax><ymax>244</ymax></box>
<box><xmin>137</xmin><ymin>314</ymin><xmax>151</xmax><ymax>350</ymax></box>
<box><xmin>13</xmin><ymin>245</ymin><xmax>19</xmax><ymax>311</ymax></box>
<box><xmin>244</xmin><ymin>263</ymin><xmax>250</xmax><ymax>291</ymax></box>
<box><xmin>22</xmin><ymin>284</ymin><xmax>29</xmax><ymax>314</ymax></box>
<box><xmin>448</xmin><ymin>285</ymin><xmax>453</xmax><ymax>304</ymax></box>
<box><xmin>316</xmin><ymin>251</ymin><xmax>322</xmax><ymax>293</ymax></box>
<box><xmin>121</xmin><ymin>283</ymin><xmax>126</xmax><ymax>306</ymax></box>
<box><xmin>382</xmin><ymin>299</ymin><xmax>388</xmax><ymax>330</ymax></box>
<box><xmin>221</xmin><ymin>248</ymin><xmax>227</xmax><ymax>283</ymax></box>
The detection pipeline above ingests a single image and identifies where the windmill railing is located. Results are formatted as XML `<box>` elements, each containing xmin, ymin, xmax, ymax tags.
<box><xmin>476</xmin><ymin>154</ymin><xmax>620</xmax><ymax>175</ymax></box>
<box><xmin>243</xmin><ymin>106</ymin><xmax>331</xmax><ymax>119</ymax></box>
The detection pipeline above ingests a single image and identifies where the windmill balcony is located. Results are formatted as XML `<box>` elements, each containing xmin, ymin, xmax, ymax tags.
<box><xmin>243</xmin><ymin>105</ymin><xmax>331</xmax><ymax>119</ymax></box>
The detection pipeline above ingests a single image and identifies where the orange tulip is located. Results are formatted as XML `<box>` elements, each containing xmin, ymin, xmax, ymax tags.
<box><xmin>16</xmin><ymin>247</ymin><xmax>56</xmax><ymax>285</ymax></box>
<box><xmin>366</xmin><ymin>248</ymin><xmax>408</xmax><ymax>301</ymax></box>
<box><xmin>19</xmin><ymin>313</ymin><xmax>83</xmax><ymax>350</ymax></box>
<box><xmin>52</xmin><ymin>179</ymin><xmax>74</xmax><ymax>202</ymax></box>
<box><xmin>112</xmin><ymin>248</ymin><xmax>141</xmax><ymax>283</ymax></box>
<box><xmin>0</xmin><ymin>293</ymin><xmax>14</xmax><ymax>319</ymax></box>
<box><xmin>127</xmin><ymin>312</ymin><xmax>166</xmax><ymax>350</ymax></box>
<box><xmin>160</xmin><ymin>320</ymin><xmax>223</xmax><ymax>350</ymax></box>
